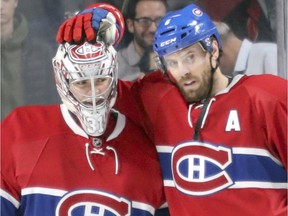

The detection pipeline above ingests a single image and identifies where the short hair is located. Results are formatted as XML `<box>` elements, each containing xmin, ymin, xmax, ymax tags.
<box><xmin>215</xmin><ymin>21</ymin><xmax>234</xmax><ymax>43</ymax></box>
<box><xmin>118</xmin><ymin>0</ymin><xmax>169</xmax><ymax>49</ymax></box>
<box><xmin>123</xmin><ymin>0</ymin><xmax>169</xmax><ymax>20</ymax></box>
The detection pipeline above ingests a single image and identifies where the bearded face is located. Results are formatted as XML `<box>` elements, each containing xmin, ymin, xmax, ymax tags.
<box><xmin>176</xmin><ymin>65</ymin><xmax>212</xmax><ymax>103</ymax></box>
<box><xmin>163</xmin><ymin>43</ymin><xmax>213</xmax><ymax>103</ymax></box>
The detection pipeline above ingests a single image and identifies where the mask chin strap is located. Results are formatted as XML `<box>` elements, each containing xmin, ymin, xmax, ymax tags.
<box><xmin>193</xmin><ymin>52</ymin><xmax>219</xmax><ymax>141</ymax></box>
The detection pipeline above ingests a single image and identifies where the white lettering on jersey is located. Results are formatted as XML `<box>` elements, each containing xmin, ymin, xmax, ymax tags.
<box><xmin>225</xmin><ymin>110</ymin><xmax>241</xmax><ymax>131</ymax></box>
<box><xmin>86</xmin><ymin>116</ymin><xmax>104</xmax><ymax>134</ymax></box>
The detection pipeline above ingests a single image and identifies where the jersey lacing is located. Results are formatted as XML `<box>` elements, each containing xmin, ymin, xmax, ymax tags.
<box><xmin>188</xmin><ymin>97</ymin><xmax>216</xmax><ymax>140</ymax></box>
<box><xmin>85</xmin><ymin>143</ymin><xmax>119</xmax><ymax>174</ymax></box>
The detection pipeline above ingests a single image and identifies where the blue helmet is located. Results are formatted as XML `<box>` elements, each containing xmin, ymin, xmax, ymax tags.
<box><xmin>153</xmin><ymin>4</ymin><xmax>221</xmax><ymax>57</ymax></box>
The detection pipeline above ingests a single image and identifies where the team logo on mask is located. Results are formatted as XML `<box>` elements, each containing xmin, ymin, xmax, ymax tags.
<box><xmin>171</xmin><ymin>141</ymin><xmax>233</xmax><ymax>196</ymax></box>
<box><xmin>56</xmin><ymin>189</ymin><xmax>131</xmax><ymax>216</ymax></box>
<box><xmin>68</xmin><ymin>42</ymin><xmax>107</xmax><ymax>63</ymax></box>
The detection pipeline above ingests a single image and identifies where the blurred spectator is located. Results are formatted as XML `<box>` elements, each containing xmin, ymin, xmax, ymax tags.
<box><xmin>61</xmin><ymin>0</ymin><xmax>82</xmax><ymax>19</ymax></box>
<box><xmin>1</xmin><ymin>0</ymin><xmax>59</xmax><ymax>120</ymax></box>
<box><xmin>18</xmin><ymin>0</ymin><xmax>64</xmax><ymax>50</ymax></box>
<box><xmin>138</xmin><ymin>49</ymin><xmax>157</xmax><ymax>74</ymax></box>
<box><xmin>223</xmin><ymin>0</ymin><xmax>275</xmax><ymax>42</ymax></box>
<box><xmin>137</xmin><ymin>49</ymin><xmax>158</xmax><ymax>79</ymax></box>
<box><xmin>83</xmin><ymin>0</ymin><xmax>122</xmax><ymax>10</ymax></box>
<box><xmin>216</xmin><ymin>21</ymin><xmax>277</xmax><ymax>76</ymax></box>
<box><xmin>166</xmin><ymin>0</ymin><xmax>192</xmax><ymax>10</ymax></box>
<box><xmin>117</xmin><ymin>0</ymin><xmax>169</xmax><ymax>81</ymax></box>
<box><xmin>196</xmin><ymin>0</ymin><xmax>276</xmax><ymax>42</ymax></box>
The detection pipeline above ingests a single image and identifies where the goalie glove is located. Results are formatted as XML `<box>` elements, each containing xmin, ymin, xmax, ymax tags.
<box><xmin>56</xmin><ymin>3</ymin><xmax>124</xmax><ymax>46</ymax></box>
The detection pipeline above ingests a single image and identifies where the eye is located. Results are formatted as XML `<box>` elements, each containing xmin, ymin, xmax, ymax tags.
<box><xmin>140</xmin><ymin>18</ymin><xmax>150</xmax><ymax>25</ymax></box>
<box><xmin>134</xmin><ymin>17</ymin><xmax>152</xmax><ymax>27</ymax></box>
<box><xmin>70</xmin><ymin>80</ymin><xmax>91</xmax><ymax>92</ymax></box>
<box><xmin>183</xmin><ymin>53</ymin><xmax>195</xmax><ymax>63</ymax></box>
<box><xmin>165</xmin><ymin>60</ymin><xmax>178</xmax><ymax>68</ymax></box>
<box><xmin>95</xmin><ymin>78</ymin><xmax>108</xmax><ymax>83</ymax></box>
<box><xmin>95</xmin><ymin>78</ymin><xmax>111</xmax><ymax>87</ymax></box>
<box><xmin>74</xmin><ymin>80</ymin><xmax>88</xmax><ymax>86</ymax></box>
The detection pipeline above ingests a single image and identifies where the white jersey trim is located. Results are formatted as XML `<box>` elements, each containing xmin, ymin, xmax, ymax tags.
<box><xmin>22</xmin><ymin>187</ymin><xmax>67</xmax><ymax>197</ymax></box>
<box><xmin>164</xmin><ymin>180</ymin><xmax>175</xmax><ymax>187</ymax></box>
<box><xmin>60</xmin><ymin>104</ymin><xmax>88</xmax><ymax>138</ymax></box>
<box><xmin>106</xmin><ymin>110</ymin><xmax>126</xmax><ymax>141</ymax></box>
<box><xmin>21</xmin><ymin>187</ymin><xmax>157</xmax><ymax>213</ymax></box>
<box><xmin>230</xmin><ymin>181</ymin><xmax>288</xmax><ymax>189</ymax></box>
<box><xmin>0</xmin><ymin>189</ymin><xmax>20</xmax><ymax>208</ymax></box>
<box><xmin>156</xmin><ymin>146</ymin><xmax>173</xmax><ymax>153</ymax></box>
<box><xmin>132</xmin><ymin>201</ymin><xmax>155</xmax><ymax>215</ymax></box>
<box><xmin>157</xmin><ymin>146</ymin><xmax>283</xmax><ymax>167</ymax></box>
<box><xmin>216</xmin><ymin>74</ymin><xmax>244</xmax><ymax>95</ymax></box>
<box><xmin>164</xmin><ymin>180</ymin><xmax>287</xmax><ymax>189</ymax></box>
<box><xmin>232</xmin><ymin>147</ymin><xmax>282</xmax><ymax>166</ymax></box>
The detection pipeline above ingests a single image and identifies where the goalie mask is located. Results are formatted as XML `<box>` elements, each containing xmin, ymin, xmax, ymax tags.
<box><xmin>52</xmin><ymin>41</ymin><xmax>118</xmax><ymax>137</ymax></box>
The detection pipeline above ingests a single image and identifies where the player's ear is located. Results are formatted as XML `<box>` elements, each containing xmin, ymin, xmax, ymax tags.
<box><xmin>210</xmin><ymin>39</ymin><xmax>221</xmax><ymax>68</ymax></box>
<box><xmin>211</xmin><ymin>39</ymin><xmax>220</xmax><ymax>59</ymax></box>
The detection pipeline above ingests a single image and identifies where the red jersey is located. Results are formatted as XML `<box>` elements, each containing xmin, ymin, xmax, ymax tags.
<box><xmin>1</xmin><ymin>104</ymin><xmax>165</xmax><ymax>216</ymax></box>
<box><xmin>117</xmin><ymin>72</ymin><xmax>287</xmax><ymax>216</ymax></box>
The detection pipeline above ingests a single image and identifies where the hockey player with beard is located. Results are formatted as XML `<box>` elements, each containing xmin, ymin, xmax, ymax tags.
<box><xmin>53</xmin><ymin>2</ymin><xmax>287</xmax><ymax>216</ymax></box>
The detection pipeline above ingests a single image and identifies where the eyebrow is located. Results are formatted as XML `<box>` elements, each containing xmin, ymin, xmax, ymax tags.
<box><xmin>165</xmin><ymin>49</ymin><xmax>195</xmax><ymax>60</ymax></box>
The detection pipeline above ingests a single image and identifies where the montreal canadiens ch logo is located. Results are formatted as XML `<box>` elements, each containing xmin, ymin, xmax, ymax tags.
<box><xmin>68</xmin><ymin>42</ymin><xmax>106</xmax><ymax>63</ymax></box>
<box><xmin>55</xmin><ymin>190</ymin><xmax>131</xmax><ymax>216</ymax></box>
<box><xmin>192</xmin><ymin>8</ymin><xmax>203</xmax><ymax>17</ymax></box>
<box><xmin>171</xmin><ymin>141</ymin><xmax>233</xmax><ymax>196</ymax></box>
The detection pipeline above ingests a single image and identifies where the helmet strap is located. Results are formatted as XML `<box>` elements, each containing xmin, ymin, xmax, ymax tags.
<box><xmin>156</xmin><ymin>56</ymin><xmax>167</xmax><ymax>73</ymax></box>
<box><xmin>156</xmin><ymin>56</ymin><xmax>178</xmax><ymax>84</ymax></box>
<box><xmin>202</xmin><ymin>53</ymin><xmax>218</xmax><ymax>102</ymax></box>
<box><xmin>193</xmin><ymin>53</ymin><xmax>218</xmax><ymax>140</ymax></box>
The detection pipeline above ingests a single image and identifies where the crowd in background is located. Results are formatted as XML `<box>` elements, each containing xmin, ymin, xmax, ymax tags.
<box><xmin>1</xmin><ymin>0</ymin><xmax>281</xmax><ymax>120</ymax></box>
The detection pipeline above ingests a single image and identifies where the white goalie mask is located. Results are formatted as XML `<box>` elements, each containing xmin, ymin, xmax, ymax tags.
<box><xmin>52</xmin><ymin>41</ymin><xmax>118</xmax><ymax>137</ymax></box>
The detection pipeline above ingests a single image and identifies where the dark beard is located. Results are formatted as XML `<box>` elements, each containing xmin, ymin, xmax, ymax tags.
<box><xmin>134</xmin><ymin>33</ymin><xmax>153</xmax><ymax>50</ymax></box>
<box><xmin>177</xmin><ymin>70</ymin><xmax>212</xmax><ymax>103</ymax></box>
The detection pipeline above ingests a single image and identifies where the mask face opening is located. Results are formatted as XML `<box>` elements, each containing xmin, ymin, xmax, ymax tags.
<box><xmin>69</xmin><ymin>75</ymin><xmax>113</xmax><ymax>111</ymax></box>
<box><xmin>53</xmin><ymin>42</ymin><xmax>118</xmax><ymax>136</ymax></box>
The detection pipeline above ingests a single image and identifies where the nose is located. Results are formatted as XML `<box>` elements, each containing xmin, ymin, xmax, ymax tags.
<box><xmin>178</xmin><ymin>62</ymin><xmax>190</xmax><ymax>77</ymax></box>
<box><xmin>87</xmin><ymin>83</ymin><xmax>101</xmax><ymax>96</ymax></box>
